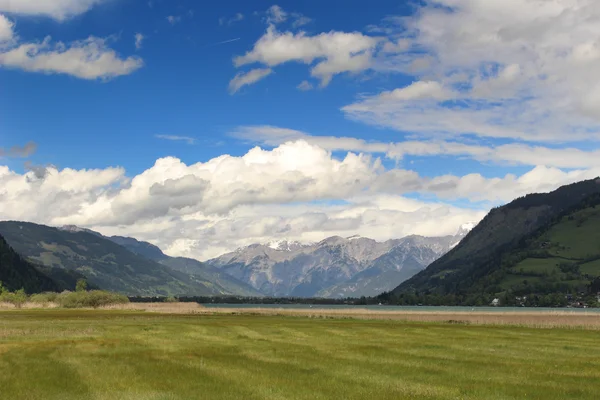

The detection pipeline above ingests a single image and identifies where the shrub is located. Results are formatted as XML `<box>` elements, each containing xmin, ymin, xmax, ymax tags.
<box><xmin>164</xmin><ymin>296</ymin><xmax>178</xmax><ymax>303</ymax></box>
<box><xmin>57</xmin><ymin>290</ymin><xmax>129</xmax><ymax>309</ymax></box>
<box><xmin>0</xmin><ymin>289</ymin><xmax>28</xmax><ymax>308</ymax></box>
<box><xmin>29</xmin><ymin>292</ymin><xmax>59</xmax><ymax>303</ymax></box>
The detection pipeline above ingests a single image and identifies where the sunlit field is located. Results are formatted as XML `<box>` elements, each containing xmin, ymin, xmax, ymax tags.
<box><xmin>1</xmin><ymin>309</ymin><xmax>600</xmax><ymax>400</ymax></box>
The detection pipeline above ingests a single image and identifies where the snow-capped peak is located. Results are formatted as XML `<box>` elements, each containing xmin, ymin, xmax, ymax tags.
<box><xmin>266</xmin><ymin>240</ymin><xmax>304</xmax><ymax>252</ymax></box>
<box><xmin>456</xmin><ymin>221</ymin><xmax>477</xmax><ymax>236</ymax></box>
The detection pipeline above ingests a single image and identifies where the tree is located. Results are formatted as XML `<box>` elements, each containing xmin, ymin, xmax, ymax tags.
<box><xmin>76</xmin><ymin>279</ymin><xmax>88</xmax><ymax>293</ymax></box>
<box><xmin>0</xmin><ymin>288</ymin><xmax>27</xmax><ymax>308</ymax></box>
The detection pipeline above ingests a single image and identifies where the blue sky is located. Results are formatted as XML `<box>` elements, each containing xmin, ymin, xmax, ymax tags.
<box><xmin>3</xmin><ymin>0</ymin><xmax>416</xmax><ymax>174</ymax></box>
<box><xmin>1</xmin><ymin>0</ymin><xmax>600</xmax><ymax>259</ymax></box>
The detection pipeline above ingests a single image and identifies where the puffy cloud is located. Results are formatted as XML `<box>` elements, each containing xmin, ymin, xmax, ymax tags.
<box><xmin>344</xmin><ymin>0</ymin><xmax>600</xmax><ymax>143</ymax></box>
<box><xmin>229</xmin><ymin>68</ymin><xmax>272</xmax><ymax>94</ymax></box>
<box><xmin>266</xmin><ymin>5</ymin><xmax>287</xmax><ymax>24</ymax></box>
<box><xmin>233</xmin><ymin>25</ymin><xmax>380</xmax><ymax>87</ymax></box>
<box><xmin>1</xmin><ymin>141</ymin><xmax>599</xmax><ymax>260</ymax></box>
<box><xmin>234</xmin><ymin>125</ymin><xmax>600</xmax><ymax>169</ymax></box>
<box><xmin>0</xmin><ymin>35</ymin><xmax>143</xmax><ymax>80</ymax></box>
<box><xmin>0</xmin><ymin>0</ymin><xmax>106</xmax><ymax>20</ymax></box>
<box><xmin>0</xmin><ymin>13</ymin><xmax>13</xmax><ymax>42</ymax></box>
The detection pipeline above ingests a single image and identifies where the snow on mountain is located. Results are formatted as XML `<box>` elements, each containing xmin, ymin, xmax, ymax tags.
<box><xmin>206</xmin><ymin>223</ymin><xmax>473</xmax><ymax>298</ymax></box>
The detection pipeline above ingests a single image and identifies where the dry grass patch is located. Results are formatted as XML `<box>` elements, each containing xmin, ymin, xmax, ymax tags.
<box><xmin>101</xmin><ymin>302</ymin><xmax>205</xmax><ymax>313</ymax></box>
<box><xmin>192</xmin><ymin>307</ymin><xmax>600</xmax><ymax>328</ymax></box>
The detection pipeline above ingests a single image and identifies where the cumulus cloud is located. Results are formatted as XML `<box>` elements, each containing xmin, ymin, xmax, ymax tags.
<box><xmin>1</xmin><ymin>141</ymin><xmax>598</xmax><ymax>260</ymax></box>
<box><xmin>266</xmin><ymin>5</ymin><xmax>287</xmax><ymax>24</ymax></box>
<box><xmin>0</xmin><ymin>0</ymin><xmax>107</xmax><ymax>20</ymax></box>
<box><xmin>229</xmin><ymin>68</ymin><xmax>272</xmax><ymax>94</ymax></box>
<box><xmin>0</xmin><ymin>13</ymin><xmax>13</xmax><ymax>42</ymax></box>
<box><xmin>233</xmin><ymin>24</ymin><xmax>380</xmax><ymax>87</ymax></box>
<box><xmin>234</xmin><ymin>125</ymin><xmax>600</xmax><ymax>169</ymax></box>
<box><xmin>344</xmin><ymin>0</ymin><xmax>600</xmax><ymax>143</ymax></box>
<box><xmin>0</xmin><ymin>34</ymin><xmax>143</xmax><ymax>80</ymax></box>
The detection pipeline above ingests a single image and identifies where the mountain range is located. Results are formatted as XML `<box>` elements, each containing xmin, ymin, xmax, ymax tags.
<box><xmin>0</xmin><ymin>218</ymin><xmax>472</xmax><ymax>298</ymax></box>
<box><xmin>205</xmin><ymin>225</ymin><xmax>473</xmax><ymax>298</ymax></box>
<box><xmin>3</xmin><ymin>178</ymin><xmax>600</xmax><ymax>303</ymax></box>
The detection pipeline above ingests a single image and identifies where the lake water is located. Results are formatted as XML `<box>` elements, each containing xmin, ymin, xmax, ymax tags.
<box><xmin>202</xmin><ymin>304</ymin><xmax>600</xmax><ymax>313</ymax></box>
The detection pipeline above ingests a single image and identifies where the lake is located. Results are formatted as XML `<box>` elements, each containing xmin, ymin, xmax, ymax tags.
<box><xmin>202</xmin><ymin>303</ymin><xmax>600</xmax><ymax>313</ymax></box>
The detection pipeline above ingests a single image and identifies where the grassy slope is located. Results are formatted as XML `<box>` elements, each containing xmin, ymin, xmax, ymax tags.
<box><xmin>0</xmin><ymin>222</ymin><xmax>218</xmax><ymax>297</ymax></box>
<box><xmin>500</xmin><ymin>204</ymin><xmax>600</xmax><ymax>293</ymax></box>
<box><xmin>392</xmin><ymin>179</ymin><xmax>600</xmax><ymax>298</ymax></box>
<box><xmin>1</xmin><ymin>311</ymin><xmax>600</xmax><ymax>400</ymax></box>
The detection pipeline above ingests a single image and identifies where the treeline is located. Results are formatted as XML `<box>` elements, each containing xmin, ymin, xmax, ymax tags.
<box><xmin>0</xmin><ymin>279</ymin><xmax>129</xmax><ymax>308</ymax></box>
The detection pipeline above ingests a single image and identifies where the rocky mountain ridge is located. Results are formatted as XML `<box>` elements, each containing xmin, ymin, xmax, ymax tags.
<box><xmin>206</xmin><ymin>225</ymin><xmax>475</xmax><ymax>298</ymax></box>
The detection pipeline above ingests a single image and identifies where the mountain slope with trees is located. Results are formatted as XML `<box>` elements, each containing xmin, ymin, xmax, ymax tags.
<box><xmin>384</xmin><ymin>178</ymin><xmax>600</xmax><ymax>305</ymax></box>
<box><xmin>0</xmin><ymin>222</ymin><xmax>234</xmax><ymax>296</ymax></box>
<box><xmin>0</xmin><ymin>233</ymin><xmax>59</xmax><ymax>293</ymax></box>
<box><xmin>108</xmin><ymin>235</ymin><xmax>263</xmax><ymax>297</ymax></box>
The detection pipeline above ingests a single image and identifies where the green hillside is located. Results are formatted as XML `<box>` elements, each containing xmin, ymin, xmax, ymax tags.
<box><xmin>109</xmin><ymin>235</ymin><xmax>263</xmax><ymax>297</ymax></box>
<box><xmin>0</xmin><ymin>222</ymin><xmax>229</xmax><ymax>297</ymax></box>
<box><xmin>384</xmin><ymin>179</ymin><xmax>600</xmax><ymax>306</ymax></box>
<box><xmin>0</xmin><ymin>234</ymin><xmax>59</xmax><ymax>293</ymax></box>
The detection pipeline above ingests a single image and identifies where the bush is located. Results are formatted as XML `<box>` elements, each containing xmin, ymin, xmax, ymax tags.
<box><xmin>164</xmin><ymin>296</ymin><xmax>178</xmax><ymax>303</ymax></box>
<box><xmin>0</xmin><ymin>289</ymin><xmax>28</xmax><ymax>308</ymax></box>
<box><xmin>56</xmin><ymin>290</ymin><xmax>129</xmax><ymax>309</ymax></box>
<box><xmin>29</xmin><ymin>292</ymin><xmax>59</xmax><ymax>303</ymax></box>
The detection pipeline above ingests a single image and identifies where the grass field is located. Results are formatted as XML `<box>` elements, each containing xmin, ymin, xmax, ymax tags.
<box><xmin>2</xmin><ymin>309</ymin><xmax>600</xmax><ymax>399</ymax></box>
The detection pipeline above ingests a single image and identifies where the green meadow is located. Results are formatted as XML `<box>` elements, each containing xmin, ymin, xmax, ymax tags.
<box><xmin>1</xmin><ymin>310</ymin><xmax>600</xmax><ymax>400</ymax></box>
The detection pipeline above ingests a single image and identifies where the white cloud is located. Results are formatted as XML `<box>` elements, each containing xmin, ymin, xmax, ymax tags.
<box><xmin>229</xmin><ymin>67</ymin><xmax>272</xmax><ymax>94</ymax></box>
<box><xmin>0</xmin><ymin>36</ymin><xmax>143</xmax><ymax>80</ymax></box>
<box><xmin>2</xmin><ymin>141</ymin><xmax>599</xmax><ymax>260</ymax></box>
<box><xmin>167</xmin><ymin>15</ymin><xmax>181</xmax><ymax>25</ymax></box>
<box><xmin>266</xmin><ymin>5</ymin><xmax>287</xmax><ymax>24</ymax></box>
<box><xmin>292</xmin><ymin>15</ymin><xmax>312</xmax><ymax>28</ymax></box>
<box><xmin>234</xmin><ymin>125</ymin><xmax>600</xmax><ymax>170</ymax></box>
<box><xmin>234</xmin><ymin>25</ymin><xmax>380</xmax><ymax>87</ymax></box>
<box><xmin>0</xmin><ymin>0</ymin><xmax>106</xmax><ymax>20</ymax></box>
<box><xmin>296</xmin><ymin>80</ymin><xmax>313</xmax><ymax>91</ymax></box>
<box><xmin>134</xmin><ymin>33</ymin><xmax>144</xmax><ymax>50</ymax></box>
<box><xmin>0</xmin><ymin>13</ymin><xmax>13</xmax><ymax>42</ymax></box>
<box><xmin>344</xmin><ymin>0</ymin><xmax>600</xmax><ymax>143</ymax></box>
<box><xmin>221</xmin><ymin>12</ymin><xmax>244</xmax><ymax>26</ymax></box>
<box><xmin>155</xmin><ymin>135</ymin><xmax>196</xmax><ymax>145</ymax></box>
